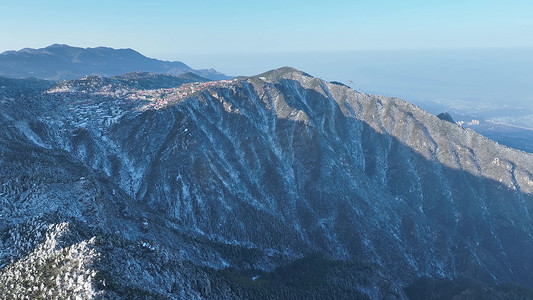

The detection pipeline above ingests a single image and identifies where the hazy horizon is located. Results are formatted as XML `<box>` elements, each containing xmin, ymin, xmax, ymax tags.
<box><xmin>178</xmin><ymin>47</ymin><xmax>533</xmax><ymax>108</ymax></box>
<box><xmin>1</xmin><ymin>1</ymin><xmax>531</xmax><ymax>124</ymax></box>
<box><xmin>2</xmin><ymin>0</ymin><xmax>532</xmax><ymax>54</ymax></box>
<box><xmin>2</xmin><ymin>44</ymin><xmax>532</xmax><ymax>125</ymax></box>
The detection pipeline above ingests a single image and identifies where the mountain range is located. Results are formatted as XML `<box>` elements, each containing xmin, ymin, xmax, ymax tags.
<box><xmin>0</xmin><ymin>44</ymin><xmax>229</xmax><ymax>81</ymax></box>
<box><xmin>1</xmin><ymin>59</ymin><xmax>533</xmax><ymax>298</ymax></box>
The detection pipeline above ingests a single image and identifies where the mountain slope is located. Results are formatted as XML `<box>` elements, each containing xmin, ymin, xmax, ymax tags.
<box><xmin>0</xmin><ymin>44</ymin><xmax>229</xmax><ymax>81</ymax></box>
<box><xmin>1</xmin><ymin>68</ymin><xmax>533</xmax><ymax>298</ymax></box>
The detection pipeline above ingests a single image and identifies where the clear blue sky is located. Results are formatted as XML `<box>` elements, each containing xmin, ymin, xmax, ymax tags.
<box><xmin>0</xmin><ymin>0</ymin><xmax>532</xmax><ymax>60</ymax></box>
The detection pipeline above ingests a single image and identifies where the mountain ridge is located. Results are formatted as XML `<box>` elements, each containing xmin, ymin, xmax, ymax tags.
<box><xmin>1</xmin><ymin>67</ymin><xmax>533</xmax><ymax>298</ymax></box>
<box><xmin>47</xmin><ymin>71</ymin><xmax>211</xmax><ymax>94</ymax></box>
<box><xmin>0</xmin><ymin>44</ymin><xmax>230</xmax><ymax>81</ymax></box>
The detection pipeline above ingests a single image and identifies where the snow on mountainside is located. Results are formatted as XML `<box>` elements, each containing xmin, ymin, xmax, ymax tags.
<box><xmin>1</xmin><ymin>67</ymin><xmax>533</xmax><ymax>298</ymax></box>
<box><xmin>0</xmin><ymin>44</ymin><xmax>230</xmax><ymax>81</ymax></box>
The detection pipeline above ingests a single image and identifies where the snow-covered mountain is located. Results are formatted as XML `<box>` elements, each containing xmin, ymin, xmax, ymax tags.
<box><xmin>1</xmin><ymin>67</ymin><xmax>533</xmax><ymax>298</ymax></box>
<box><xmin>0</xmin><ymin>44</ymin><xmax>229</xmax><ymax>81</ymax></box>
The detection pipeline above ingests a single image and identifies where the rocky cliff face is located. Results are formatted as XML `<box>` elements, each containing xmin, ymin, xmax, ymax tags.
<box><xmin>1</xmin><ymin>67</ymin><xmax>533</xmax><ymax>298</ymax></box>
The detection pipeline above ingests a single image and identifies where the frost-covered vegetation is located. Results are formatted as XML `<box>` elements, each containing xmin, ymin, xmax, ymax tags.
<box><xmin>0</xmin><ymin>222</ymin><xmax>100</xmax><ymax>299</ymax></box>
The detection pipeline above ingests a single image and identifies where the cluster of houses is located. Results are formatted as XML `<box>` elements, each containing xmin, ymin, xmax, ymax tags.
<box><xmin>128</xmin><ymin>79</ymin><xmax>235</xmax><ymax>110</ymax></box>
<box><xmin>62</xmin><ymin>95</ymin><xmax>132</xmax><ymax>130</ymax></box>
<box><xmin>456</xmin><ymin>119</ymin><xmax>480</xmax><ymax>126</ymax></box>
<box><xmin>47</xmin><ymin>78</ymin><xmax>237</xmax><ymax>132</ymax></box>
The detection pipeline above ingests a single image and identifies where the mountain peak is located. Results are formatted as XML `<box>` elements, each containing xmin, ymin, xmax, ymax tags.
<box><xmin>255</xmin><ymin>66</ymin><xmax>313</xmax><ymax>80</ymax></box>
<box><xmin>46</xmin><ymin>43</ymin><xmax>71</xmax><ymax>48</ymax></box>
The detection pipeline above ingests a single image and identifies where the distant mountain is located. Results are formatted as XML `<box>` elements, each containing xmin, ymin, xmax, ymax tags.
<box><xmin>0</xmin><ymin>44</ymin><xmax>229</xmax><ymax>81</ymax></box>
